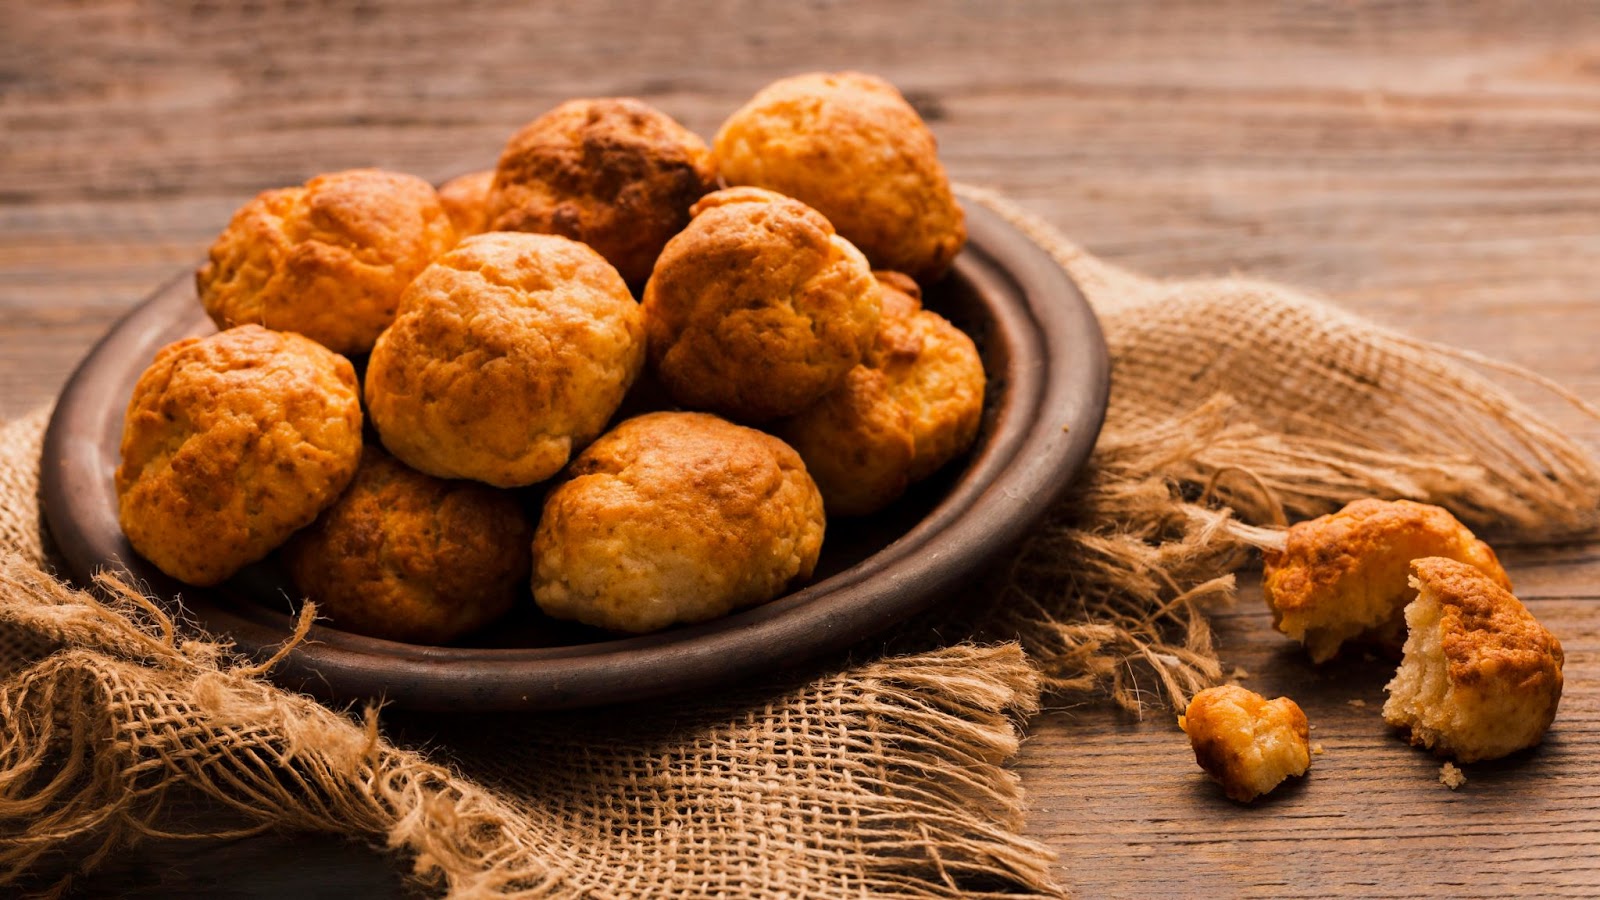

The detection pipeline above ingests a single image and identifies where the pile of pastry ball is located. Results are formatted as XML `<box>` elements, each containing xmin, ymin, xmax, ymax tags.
<box><xmin>115</xmin><ymin>72</ymin><xmax>986</xmax><ymax>644</ymax></box>
<box><xmin>1178</xmin><ymin>498</ymin><xmax>1565</xmax><ymax>803</ymax></box>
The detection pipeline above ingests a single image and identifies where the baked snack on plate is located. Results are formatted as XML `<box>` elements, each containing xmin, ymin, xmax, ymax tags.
<box><xmin>643</xmin><ymin>187</ymin><xmax>880</xmax><ymax>422</ymax></box>
<box><xmin>714</xmin><ymin>71</ymin><xmax>965</xmax><ymax>281</ymax></box>
<box><xmin>1179</xmin><ymin>684</ymin><xmax>1312</xmax><ymax>803</ymax></box>
<box><xmin>488</xmin><ymin>97</ymin><xmax>717</xmax><ymax>285</ymax></box>
<box><xmin>196</xmin><ymin>168</ymin><xmax>455</xmax><ymax>355</ymax></box>
<box><xmin>532</xmin><ymin>412</ymin><xmax>825</xmax><ymax>634</ymax></box>
<box><xmin>116</xmin><ymin>325</ymin><xmax>363</xmax><ymax>586</ymax></box>
<box><xmin>365</xmin><ymin>231</ymin><xmax>645</xmax><ymax>487</ymax></box>
<box><xmin>283</xmin><ymin>446</ymin><xmax>534</xmax><ymax>644</ymax></box>
<box><xmin>1263</xmin><ymin>498</ymin><xmax>1510</xmax><ymax>662</ymax></box>
<box><xmin>1383</xmin><ymin>557</ymin><xmax>1564</xmax><ymax>763</ymax></box>
<box><xmin>780</xmin><ymin>271</ymin><xmax>985</xmax><ymax>515</ymax></box>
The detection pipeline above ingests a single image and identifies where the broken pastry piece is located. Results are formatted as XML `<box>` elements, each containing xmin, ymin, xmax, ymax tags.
<box><xmin>1179</xmin><ymin>685</ymin><xmax>1312</xmax><ymax>803</ymax></box>
<box><xmin>1383</xmin><ymin>557</ymin><xmax>1564</xmax><ymax>763</ymax></box>
<box><xmin>1263</xmin><ymin>498</ymin><xmax>1511</xmax><ymax>663</ymax></box>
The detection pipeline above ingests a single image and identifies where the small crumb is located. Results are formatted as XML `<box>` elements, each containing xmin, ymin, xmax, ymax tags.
<box><xmin>1347</xmin><ymin>699</ymin><xmax>1367</xmax><ymax>708</ymax></box>
<box><xmin>1061</xmin><ymin>424</ymin><xmax>1071</xmax><ymax>432</ymax></box>
<box><xmin>1230</xmin><ymin>666</ymin><xmax>1251</xmax><ymax>680</ymax></box>
<box><xmin>1308</xmin><ymin>724</ymin><xmax>1318</xmax><ymax>731</ymax></box>
<box><xmin>1440</xmin><ymin>762</ymin><xmax>1466</xmax><ymax>790</ymax></box>
<box><xmin>1311</xmin><ymin>743</ymin><xmax>1325</xmax><ymax>755</ymax></box>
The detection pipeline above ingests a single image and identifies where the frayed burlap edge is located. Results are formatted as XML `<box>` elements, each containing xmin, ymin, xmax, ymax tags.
<box><xmin>0</xmin><ymin>557</ymin><xmax>1058</xmax><ymax>898</ymax></box>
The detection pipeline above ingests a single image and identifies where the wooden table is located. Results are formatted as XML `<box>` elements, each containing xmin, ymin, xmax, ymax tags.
<box><xmin>5</xmin><ymin>2</ymin><xmax>1598</xmax><ymax>896</ymax></box>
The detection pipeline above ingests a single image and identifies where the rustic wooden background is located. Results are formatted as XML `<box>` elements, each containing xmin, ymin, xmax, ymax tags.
<box><xmin>4</xmin><ymin>1</ymin><xmax>1599</xmax><ymax>896</ymax></box>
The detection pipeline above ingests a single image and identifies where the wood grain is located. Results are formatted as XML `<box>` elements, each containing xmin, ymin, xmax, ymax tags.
<box><xmin>4</xmin><ymin>1</ymin><xmax>1599</xmax><ymax>896</ymax></box>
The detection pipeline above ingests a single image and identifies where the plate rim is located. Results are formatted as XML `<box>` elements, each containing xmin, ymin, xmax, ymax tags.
<box><xmin>40</xmin><ymin>199</ymin><xmax>1111</xmax><ymax>711</ymax></box>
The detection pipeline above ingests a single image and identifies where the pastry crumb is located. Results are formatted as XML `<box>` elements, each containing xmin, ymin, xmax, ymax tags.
<box><xmin>1347</xmin><ymin>699</ymin><xmax>1368</xmax><ymax>708</ymax></box>
<box><xmin>1230</xmin><ymin>666</ymin><xmax>1251</xmax><ymax>680</ymax></box>
<box><xmin>1440</xmin><ymin>762</ymin><xmax>1467</xmax><ymax>790</ymax></box>
<box><xmin>1311</xmin><ymin>743</ymin><xmax>1325</xmax><ymax>755</ymax></box>
<box><xmin>1179</xmin><ymin>685</ymin><xmax>1312</xmax><ymax>803</ymax></box>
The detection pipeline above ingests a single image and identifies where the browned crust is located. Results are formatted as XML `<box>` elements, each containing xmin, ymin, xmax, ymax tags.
<box><xmin>712</xmin><ymin>71</ymin><xmax>965</xmax><ymax>281</ymax></box>
<box><xmin>641</xmin><ymin>187</ymin><xmax>880</xmax><ymax>422</ymax></box>
<box><xmin>116</xmin><ymin>325</ymin><xmax>363</xmax><ymax>586</ymax></box>
<box><xmin>364</xmin><ymin>231</ymin><xmax>645</xmax><ymax>487</ymax></box>
<box><xmin>531</xmin><ymin>411</ymin><xmax>826</xmax><ymax>633</ymax></box>
<box><xmin>1180</xmin><ymin>684</ymin><xmax>1311</xmax><ymax>803</ymax></box>
<box><xmin>488</xmin><ymin>98</ymin><xmax>716</xmax><ymax>284</ymax></box>
<box><xmin>283</xmin><ymin>446</ymin><xmax>532</xmax><ymax>644</ymax></box>
<box><xmin>196</xmin><ymin>169</ymin><xmax>455</xmax><ymax>355</ymax></box>
<box><xmin>1412</xmin><ymin>556</ymin><xmax>1565</xmax><ymax>693</ymax></box>
<box><xmin>778</xmin><ymin>270</ymin><xmax>985</xmax><ymax>515</ymax></box>
<box><xmin>438</xmin><ymin>169</ymin><xmax>495</xmax><ymax>238</ymax></box>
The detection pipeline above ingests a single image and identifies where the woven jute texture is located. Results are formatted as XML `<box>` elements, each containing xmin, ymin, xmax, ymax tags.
<box><xmin>2</xmin><ymin>188</ymin><xmax>1597</xmax><ymax>897</ymax></box>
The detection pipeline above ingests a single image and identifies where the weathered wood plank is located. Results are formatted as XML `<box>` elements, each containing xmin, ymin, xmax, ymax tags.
<box><xmin>4</xmin><ymin>1</ymin><xmax>1600</xmax><ymax>896</ymax></box>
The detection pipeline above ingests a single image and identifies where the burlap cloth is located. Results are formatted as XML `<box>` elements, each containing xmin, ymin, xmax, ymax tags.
<box><xmin>2</xmin><ymin>188</ymin><xmax>1597</xmax><ymax>897</ymax></box>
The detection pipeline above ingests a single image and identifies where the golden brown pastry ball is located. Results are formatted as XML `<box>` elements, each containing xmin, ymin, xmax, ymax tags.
<box><xmin>642</xmin><ymin>187</ymin><xmax>880</xmax><ymax>422</ymax></box>
<box><xmin>713</xmin><ymin>71</ymin><xmax>966</xmax><ymax>281</ymax></box>
<box><xmin>437</xmin><ymin>169</ymin><xmax>495</xmax><ymax>238</ymax></box>
<box><xmin>1179</xmin><ymin>685</ymin><xmax>1312</xmax><ymax>803</ymax></box>
<box><xmin>532</xmin><ymin>412</ymin><xmax>825</xmax><ymax>633</ymax></box>
<box><xmin>1383</xmin><ymin>557</ymin><xmax>1564</xmax><ymax>763</ymax></box>
<box><xmin>488</xmin><ymin>98</ymin><xmax>717</xmax><ymax>284</ymax></box>
<box><xmin>365</xmin><ymin>232</ymin><xmax>645</xmax><ymax>488</ymax></box>
<box><xmin>1263</xmin><ymin>498</ymin><xmax>1511</xmax><ymax>663</ymax></box>
<box><xmin>282</xmin><ymin>446</ymin><xmax>532</xmax><ymax>644</ymax></box>
<box><xmin>780</xmin><ymin>271</ymin><xmax>985</xmax><ymax>515</ymax></box>
<box><xmin>196</xmin><ymin>168</ymin><xmax>456</xmax><ymax>356</ymax></box>
<box><xmin>116</xmin><ymin>325</ymin><xmax>363</xmax><ymax>587</ymax></box>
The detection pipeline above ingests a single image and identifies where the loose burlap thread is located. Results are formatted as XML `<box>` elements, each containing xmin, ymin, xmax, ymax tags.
<box><xmin>1</xmin><ymin>188</ymin><xmax>1597</xmax><ymax>897</ymax></box>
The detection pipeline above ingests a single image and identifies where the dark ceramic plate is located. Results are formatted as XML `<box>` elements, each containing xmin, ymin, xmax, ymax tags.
<box><xmin>40</xmin><ymin>201</ymin><xmax>1110</xmax><ymax>711</ymax></box>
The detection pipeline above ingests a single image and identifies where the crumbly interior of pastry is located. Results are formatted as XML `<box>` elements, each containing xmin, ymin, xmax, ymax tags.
<box><xmin>1179</xmin><ymin>684</ymin><xmax>1312</xmax><ymax>803</ymax></box>
<box><xmin>1382</xmin><ymin>558</ymin><xmax>1564</xmax><ymax>763</ymax></box>
<box><xmin>1264</xmin><ymin>498</ymin><xmax>1510</xmax><ymax>663</ymax></box>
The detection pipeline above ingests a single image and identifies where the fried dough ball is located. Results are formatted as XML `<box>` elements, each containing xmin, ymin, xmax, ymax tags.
<box><xmin>1263</xmin><ymin>499</ymin><xmax>1511</xmax><ymax>663</ymax></box>
<box><xmin>488</xmin><ymin>98</ymin><xmax>717</xmax><ymax>284</ymax></box>
<box><xmin>1383</xmin><ymin>557</ymin><xmax>1564</xmax><ymax>763</ymax></box>
<box><xmin>643</xmin><ymin>187</ymin><xmax>880</xmax><ymax>422</ymax></box>
<box><xmin>1179</xmin><ymin>685</ymin><xmax>1312</xmax><ymax>803</ymax></box>
<box><xmin>713</xmin><ymin>71</ymin><xmax>966</xmax><ymax>281</ymax></box>
<box><xmin>196</xmin><ymin>169</ymin><xmax>456</xmax><ymax>356</ymax></box>
<box><xmin>532</xmin><ymin>412</ymin><xmax>825</xmax><ymax>633</ymax></box>
<box><xmin>282</xmin><ymin>446</ymin><xmax>533</xmax><ymax>644</ymax></box>
<box><xmin>438</xmin><ymin>169</ymin><xmax>495</xmax><ymax>238</ymax></box>
<box><xmin>116</xmin><ymin>325</ymin><xmax>363</xmax><ymax>587</ymax></box>
<box><xmin>365</xmin><ymin>232</ymin><xmax>645</xmax><ymax>488</ymax></box>
<box><xmin>779</xmin><ymin>271</ymin><xmax>985</xmax><ymax>516</ymax></box>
